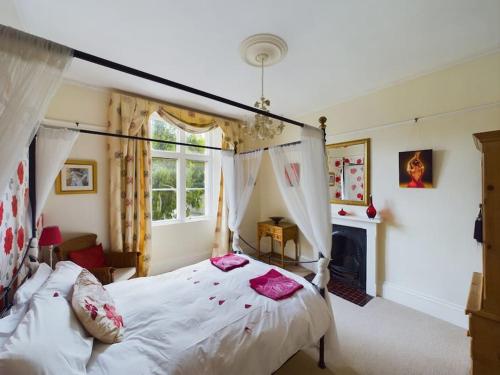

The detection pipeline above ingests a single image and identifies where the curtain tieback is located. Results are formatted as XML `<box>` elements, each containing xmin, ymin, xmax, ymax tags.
<box><xmin>313</xmin><ymin>257</ymin><xmax>331</xmax><ymax>289</ymax></box>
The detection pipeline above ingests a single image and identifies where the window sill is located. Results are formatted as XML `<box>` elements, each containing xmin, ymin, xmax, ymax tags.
<box><xmin>152</xmin><ymin>216</ymin><xmax>214</xmax><ymax>227</ymax></box>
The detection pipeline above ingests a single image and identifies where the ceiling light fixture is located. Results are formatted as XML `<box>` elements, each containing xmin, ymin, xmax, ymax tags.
<box><xmin>240</xmin><ymin>34</ymin><xmax>288</xmax><ymax>140</ymax></box>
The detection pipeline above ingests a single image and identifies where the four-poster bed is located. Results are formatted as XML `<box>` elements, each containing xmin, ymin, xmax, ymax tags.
<box><xmin>0</xmin><ymin>24</ymin><xmax>337</xmax><ymax>373</ymax></box>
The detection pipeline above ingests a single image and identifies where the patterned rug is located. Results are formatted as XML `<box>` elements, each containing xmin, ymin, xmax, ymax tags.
<box><xmin>304</xmin><ymin>273</ymin><xmax>373</xmax><ymax>307</ymax></box>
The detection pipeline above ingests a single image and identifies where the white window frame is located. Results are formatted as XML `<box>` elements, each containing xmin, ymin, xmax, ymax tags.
<box><xmin>151</xmin><ymin>115</ymin><xmax>214</xmax><ymax>225</ymax></box>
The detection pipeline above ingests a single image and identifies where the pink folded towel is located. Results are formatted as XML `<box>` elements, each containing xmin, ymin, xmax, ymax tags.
<box><xmin>249</xmin><ymin>269</ymin><xmax>304</xmax><ymax>300</ymax></box>
<box><xmin>210</xmin><ymin>253</ymin><xmax>249</xmax><ymax>272</ymax></box>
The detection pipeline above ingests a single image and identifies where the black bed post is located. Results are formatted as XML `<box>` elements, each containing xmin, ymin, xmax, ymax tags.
<box><xmin>318</xmin><ymin>116</ymin><xmax>327</xmax><ymax>370</ymax></box>
<box><xmin>29</xmin><ymin>134</ymin><xmax>37</xmax><ymax>240</ymax></box>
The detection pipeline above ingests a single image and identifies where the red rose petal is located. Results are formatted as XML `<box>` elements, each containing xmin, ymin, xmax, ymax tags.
<box><xmin>245</xmin><ymin>304</ymin><xmax>252</xmax><ymax>309</ymax></box>
<box><xmin>53</xmin><ymin>292</ymin><xmax>59</xmax><ymax>297</ymax></box>
<box><xmin>209</xmin><ymin>296</ymin><xmax>215</xmax><ymax>300</ymax></box>
<box><xmin>194</xmin><ymin>281</ymin><xmax>200</xmax><ymax>284</ymax></box>
<box><xmin>218</xmin><ymin>300</ymin><xmax>225</xmax><ymax>305</ymax></box>
<box><xmin>213</xmin><ymin>282</ymin><xmax>220</xmax><ymax>286</ymax></box>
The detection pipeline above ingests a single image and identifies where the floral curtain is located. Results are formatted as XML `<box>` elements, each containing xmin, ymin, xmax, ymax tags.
<box><xmin>0</xmin><ymin>159</ymin><xmax>29</xmax><ymax>294</ymax></box>
<box><xmin>109</xmin><ymin>92</ymin><xmax>243</xmax><ymax>271</ymax></box>
<box><xmin>108</xmin><ymin>93</ymin><xmax>152</xmax><ymax>276</ymax></box>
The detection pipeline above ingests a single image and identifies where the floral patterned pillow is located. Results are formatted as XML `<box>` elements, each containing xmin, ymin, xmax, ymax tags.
<box><xmin>71</xmin><ymin>269</ymin><xmax>124</xmax><ymax>344</ymax></box>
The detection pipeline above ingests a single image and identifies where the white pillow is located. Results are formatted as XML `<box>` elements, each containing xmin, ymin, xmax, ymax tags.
<box><xmin>39</xmin><ymin>261</ymin><xmax>83</xmax><ymax>299</ymax></box>
<box><xmin>0</xmin><ymin>304</ymin><xmax>28</xmax><ymax>349</ymax></box>
<box><xmin>0</xmin><ymin>293</ymin><xmax>93</xmax><ymax>375</ymax></box>
<box><xmin>13</xmin><ymin>263</ymin><xmax>53</xmax><ymax>305</ymax></box>
<box><xmin>0</xmin><ymin>263</ymin><xmax>53</xmax><ymax>349</ymax></box>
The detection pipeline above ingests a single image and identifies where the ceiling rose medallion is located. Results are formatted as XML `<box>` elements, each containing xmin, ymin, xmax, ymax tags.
<box><xmin>240</xmin><ymin>34</ymin><xmax>288</xmax><ymax>140</ymax></box>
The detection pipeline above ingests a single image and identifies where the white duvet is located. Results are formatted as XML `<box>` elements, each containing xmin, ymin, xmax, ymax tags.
<box><xmin>87</xmin><ymin>256</ymin><xmax>331</xmax><ymax>375</ymax></box>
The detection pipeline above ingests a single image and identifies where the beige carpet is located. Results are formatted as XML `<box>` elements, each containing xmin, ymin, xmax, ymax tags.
<box><xmin>276</xmin><ymin>294</ymin><xmax>470</xmax><ymax>375</ymax></box>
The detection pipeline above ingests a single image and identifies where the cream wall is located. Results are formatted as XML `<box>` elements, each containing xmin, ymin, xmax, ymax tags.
<box><xmin>42</xmin><ymin>82</ymin><xmax>219</xmax><ymax>274</ymax></box>
<box><xmin>245</xmin><ymin>51</ymin><xmax>500</xmax><ymax>327</ymax></box>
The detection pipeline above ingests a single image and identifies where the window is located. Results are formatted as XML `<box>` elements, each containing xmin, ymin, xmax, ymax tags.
<box><xmin>151</xmin><ymin>113</ymin><xmax>214</xmax><ymax>223</ymax></box>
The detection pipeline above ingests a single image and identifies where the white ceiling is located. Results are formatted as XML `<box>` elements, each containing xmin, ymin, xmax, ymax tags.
<box><xmin>1</xmin><ymin>0</ymin><xmax>500</xmax><ymax>120</ymax></box>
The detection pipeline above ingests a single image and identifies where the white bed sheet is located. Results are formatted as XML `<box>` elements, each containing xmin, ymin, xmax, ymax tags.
<box><xmin>87</xmin><ymin>256</ymin><xmax>331</xmax><ymax>375</ymax></box>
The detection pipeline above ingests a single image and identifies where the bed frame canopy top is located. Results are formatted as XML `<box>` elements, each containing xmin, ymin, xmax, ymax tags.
<box><xmin>0</xmin><ymin>24</ymin><xmax>330</xmax><ymax>369</ymax></box>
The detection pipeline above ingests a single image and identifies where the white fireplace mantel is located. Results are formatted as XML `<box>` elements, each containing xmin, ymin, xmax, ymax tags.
<box><xmin>331</xmin><ymin>213</ymin><xmax>381</xmax><ymax>296</ymax></box>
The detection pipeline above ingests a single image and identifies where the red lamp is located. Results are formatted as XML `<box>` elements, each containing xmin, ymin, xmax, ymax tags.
<box><xmin>39</xmin><ymin>226</ymin><xmax>62</xmax><ymax>268</ymax></box>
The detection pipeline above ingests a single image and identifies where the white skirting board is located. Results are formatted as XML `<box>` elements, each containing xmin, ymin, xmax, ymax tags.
<box><xmin>381</xmin><ymin>282</ymin><xmax>468</xmax><ymax>329</ymax></box>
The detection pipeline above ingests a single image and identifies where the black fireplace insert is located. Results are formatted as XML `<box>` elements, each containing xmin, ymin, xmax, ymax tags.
<box><xmin>330</xmin><ymin>224</ymin><xmax>367</xmax><ymax>291</ymax></box>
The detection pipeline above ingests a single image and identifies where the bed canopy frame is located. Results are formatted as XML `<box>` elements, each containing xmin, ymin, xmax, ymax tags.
<box><xmin>0</xmin><ymin>25</ymin><xmax>330</xmax><ymax>369</ymax></box>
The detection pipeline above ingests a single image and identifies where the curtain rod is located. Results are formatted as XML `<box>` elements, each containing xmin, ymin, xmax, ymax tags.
<box><xmin>40</xmin><ymin>123</ymin><xmax>303</xmax><ymax>152</ymax></box>
<box><xmin>71</xmin><ymin>49</ymin><xmax>308</xmax><ymax>128</ymax></box>
<box><xmin>238</xmin><ymin>140</ymin><xmax>302</xmax><ymax>154</ymax></box>
<box><xmin>41</xmin><ymin>124</ymin><xmax>223</xmax><ymax>151</ymax></box>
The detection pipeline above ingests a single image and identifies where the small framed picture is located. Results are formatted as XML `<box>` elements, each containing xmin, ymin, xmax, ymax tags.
<box><xmin>55</xmin><ymin>159</ymin><xmax>97</xmax><ymax>194</ymax></box>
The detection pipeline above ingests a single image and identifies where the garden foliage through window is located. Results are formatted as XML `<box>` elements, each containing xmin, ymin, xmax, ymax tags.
<box><xmin>151</xmin><ymin>113</ymin><xmax>212</xmax><ymax>222</ymax></box>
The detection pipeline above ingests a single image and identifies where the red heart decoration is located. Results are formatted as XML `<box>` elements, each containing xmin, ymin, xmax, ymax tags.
<box><xmin>245</xmin><ymin>304</ymin><xmax>252</xmax><ymax>309</ymax></box>
<box><xmin>209</xmin><ymin>296</ymin><xmax>215</xmax><ymax>300</ymax></box>
<box><xmin>218</xmin><ymin>300</ymin><xmax>225</xmax><ymax>305</ymax></box>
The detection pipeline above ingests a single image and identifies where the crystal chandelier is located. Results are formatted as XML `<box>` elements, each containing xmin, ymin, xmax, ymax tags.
<box><xmin>242</xmin><ymin>54</ymin><xmax>285</xmax><ymax>140</ymax></box>
<box><xmin>240</xmin><ymin>34</ymin><xmax>288</xmax><ymax>140</ymax></box>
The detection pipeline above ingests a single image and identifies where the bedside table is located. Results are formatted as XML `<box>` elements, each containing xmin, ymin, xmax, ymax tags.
<box><xmin>257</xmin><ymin>221</ymin><xmax>299</xmax><ymax>269</ymax></box>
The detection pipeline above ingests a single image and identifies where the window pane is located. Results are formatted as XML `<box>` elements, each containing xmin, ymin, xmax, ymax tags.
<box><xmin>186</xmin><ymin>189</ymin><xmax>205</xmax><ymax>217</ymax></box>
<box><xmin>186</xmin><ymin>160</ymin><xmax>205</xmax><ymax>188</ymax></box>
<box><xmin>186</xmin><ymin>133</ymin><xmax>206</xmax><ymax>154</ymax></box>
<box><xmin>152</xmin><ymin>118</ymin><xmax>177</xmax><ymax>151</ymax></box>
<box><xmin>152</xmin><ymin>158</ymin><xmax>177</xmax><ymax>189</ymax></box>
<box><xmin>152</xmin><ymin>190</ymin><xmax>176</xmax><ymax>220</ymax></box>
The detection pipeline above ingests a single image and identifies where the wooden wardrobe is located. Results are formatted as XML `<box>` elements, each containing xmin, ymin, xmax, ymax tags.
<box><xmin>466</xmin><ymin>130</ymin><xmax>500</xmax><ymax>374</ymax></box>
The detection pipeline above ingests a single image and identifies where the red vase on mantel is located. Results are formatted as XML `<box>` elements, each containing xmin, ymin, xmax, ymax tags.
<box><xmin>366</xmin><ymin>195</ymin><xmax>377</xmax><ymax>219</ymax></box>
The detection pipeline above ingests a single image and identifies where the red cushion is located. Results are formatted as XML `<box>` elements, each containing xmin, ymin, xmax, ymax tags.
<box><xmin>68</xmin><ymin>244</ymin><xmax>106</xmax><ymax>269</ymax></box>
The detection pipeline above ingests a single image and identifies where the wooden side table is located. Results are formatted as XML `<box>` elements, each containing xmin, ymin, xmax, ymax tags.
<box><xmin>257</xmin><ymin>221</ymin><xmax>299</xmax><ymax>269</ymax></box>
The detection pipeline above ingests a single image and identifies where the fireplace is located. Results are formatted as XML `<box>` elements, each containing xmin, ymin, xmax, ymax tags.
<box><xmin>330</xmin><ymin>224</ymin><xmax>367</xmax><ymax>291</ymax></box>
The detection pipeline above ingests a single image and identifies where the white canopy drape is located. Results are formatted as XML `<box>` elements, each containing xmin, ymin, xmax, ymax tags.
<box><xmin>269</xmin><ymin>125</ymin><xmax>341</xmax><ymax>365</ymax></box>
<box><xmin>0</xmin><ymin>26</ymin><xmax>72</xmax><ymax>196</ymax></box>
<box><xmin>36</xmin><ymin>126</ymin><xmax>79</xmax><ymax>219</ymax></box>
<box><xmin>268</xmin><ymin>126</ymin><xmax>332</xmax><ymax>288</ymax></box>
<box><xmin>221</xmin><ymin>149</ymin><xmax>263</xmax><ymax>253</ymax></box>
